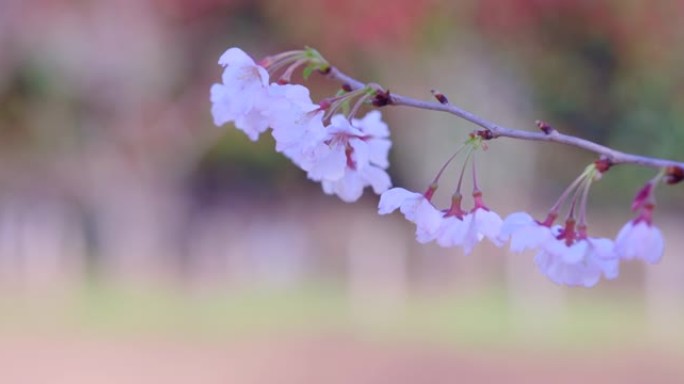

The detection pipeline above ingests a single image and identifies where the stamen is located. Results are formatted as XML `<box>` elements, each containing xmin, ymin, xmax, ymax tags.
<box><xmin>261</xmin><ymin>50</ymin><xmax>305</xmax><ymax>68</ymax></box>
<box><xmin>430</xmin><ymin>144</ymin><xmax>468</xmax><ymax>187</ymax></box>
<box><xmin>471</xmin><ymin>153</ymin><xmax>480</xmax><ymax>194</ymax></box>
<box><xmin>279</xmin><ymin>59</ymin><xmax>308</xmax><ymax>83</ymax></box>
<box><xmin>452</xmin><ymin>147</ymin><xmax>473</xmax><ymax>195</ymax></box>
<box><xmin>577</xmin><ymin>172</ymin><xmax>594</xmax><ymax>228</ymax></box>
<box><xmin>347</xmin><ymin>93</ymin><xmax>372</xmax><ymax>122</ymax></box>
<box><xmin>548</xmin><ymin>164</ymin><xmax>595</xmax><ymax>215</ymax></box>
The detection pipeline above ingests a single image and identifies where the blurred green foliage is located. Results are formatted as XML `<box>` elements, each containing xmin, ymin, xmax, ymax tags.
<box><xmin>0</xmin><ymin>284</ymin><xmax>679</xmax><ymax>351</ymax></box>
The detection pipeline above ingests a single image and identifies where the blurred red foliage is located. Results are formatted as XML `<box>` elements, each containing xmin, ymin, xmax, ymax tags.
<box><xmin>474</xmin><ymin>0</ymin><xmax>684</xmax><ymax>62</ymax></box>
<box><xmin>264</xmin><ymin>0</ymin><xmax>438</xmax><ymax>53</ymax></box>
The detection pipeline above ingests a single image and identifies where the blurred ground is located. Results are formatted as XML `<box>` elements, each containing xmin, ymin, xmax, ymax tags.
<box><xmin>3</xmin><ymin>332</ymin><xmax>683</xmax><ymax>384</ymax></box>
<box><xmin>1</xmin><ymin>286</ymin><xmax>683</xmax><ymax>383</ymax></box>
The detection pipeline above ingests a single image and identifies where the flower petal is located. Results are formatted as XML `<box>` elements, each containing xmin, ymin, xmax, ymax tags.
<box><xmin>378</xmin><ymin>188</ymin><xmax>421</xmax><ymax>215</ymax></box>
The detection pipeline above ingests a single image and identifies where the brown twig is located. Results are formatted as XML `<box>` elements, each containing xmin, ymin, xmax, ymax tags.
<box><xmin>325</xmin><ymin>66</ymin><xmax>684</xmax><ymax>171</ymax></box>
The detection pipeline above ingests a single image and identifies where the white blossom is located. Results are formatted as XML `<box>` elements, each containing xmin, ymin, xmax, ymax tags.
<box><xmin>322</xmin><ymin>166</ymin><xmax>391</xmax><ymax>202</ymax></box>
<box><xmin>614</xmin><ymin>220</ymin><xmax>664</xmax><ymax>264</ymax></box>
<box><xmin>535</xmin><ymin>237</ymin><xmax>619</xmax><ymax>287</ymax></box>
<box><xmin>434</xmin><ymin>216</ymin><xmax>470</xmax><ymax>248</ymax></box>
<box><xmin>499</xmin><ymin>212</ymin><xmax>556</xmax><ymax>253</ymax></box>
<box><xmin>305</xmin><ymin>115</ymin><xmax>360</xmax><ymax>182</ymax></box>
<box><xmin>378</xmin><ymin>187</ymin><xmax>443</xmax><ymax>242</ymax></box>
<box><xmin>210</xmin><ymin>47</ymin><xmax>271</xmax><ymax>141</ymax></box>
<box><xmin>460</xmin><ymin>208</ymin><xmax>504</xmax><ymax>254</ymax></box>
<box><xmin>310</xmin><ymin>113</ymin><xmax>392</xmax><ymax>202</ymax></box>
<box><xmin>352</xmin><ymin>111</ymin><xmax>391</xmax><ymax>169</ymax></box>
<box><xmin>267</xmin><ymin>83</ymin><xmax>326</xmax><ymax>156</ymax></box>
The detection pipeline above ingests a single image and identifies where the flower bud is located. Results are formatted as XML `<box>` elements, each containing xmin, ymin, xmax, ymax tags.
<box><xmin>665</xmin><ymin>166</ymin><xmax>684</xmax><ymax>185</ymax></box>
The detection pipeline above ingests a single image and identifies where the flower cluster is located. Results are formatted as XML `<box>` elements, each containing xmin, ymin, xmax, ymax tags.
<box><xmin>380</xmin><ymin>161</ymin><xmax>666</xmax><ymax>287</ymax></box>
<box><xmin>497</xmin><ymin>166</ymin><xmax>666</xmax><ymax>287</ymax></box>
<box><xmin>211</xmin><ymin>46</ymin><xmax>672</xmax><ymax>289</ymax></box>
<box><xmin>378</xmin><ymin>137</ymin><xmax>503</xmax><ymax>255</ymax></box>
<box><xmin>500</xmin><ymin>212</ymin><xmax>619</xmax><ymax>287</ymax></box>
<box><xmin>210</xmin><ymin>47</ymin><xmax>391</xmax><ymax>202</ymax></box>
<box><xmin>378</xmin><ymin>188</ymin><xmax>503</xmax><ymax>254</ymax></box>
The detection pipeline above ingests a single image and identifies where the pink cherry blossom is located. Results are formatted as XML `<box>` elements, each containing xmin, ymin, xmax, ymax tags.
<box><xmin>210</xmin><ymin>47</ymin><xmax>271</xmax><ymax>141</ymax></box>
<box><xmin>305</xmin><ymin>145</ymin><xmax>347</xmax><ymax>182</ymax></box>
<box><xmin>499</xmin><ymin>212</ymin><xmax>556</xmax><ymax>253</ymax></box>
<box><xmin>305</xmin><ymin>115</ymin><xmax>363</xmax><ymax>182</ymax></box>
<box><xmin>460</xmin><ymin>208</ymin><xmax>503</xmax><ymax>255</ymax></box>
<box><xmin>535</xmin><ymin>237</ymin><xmax>618</xmax><ymax>287</ymax></box>
<box><xmin>310</xmin><ymin>113</ymin><xmax>392</xmax><ymax>202</ymax></box>
<box><xmin>352</xmin><ymin>111</ymin><xmax>391</xmax><ymax>169</ymax></box>
<box><xmin>210</xmin><ymin>48</ymin><xmax>393</xmax><ymax>203</ymax></box>
<box><xmin>615</xmin><ymin>195</ymin><xmax>664</xmax><ymax>264</ymax></box>
<box><xmin>378</xmin><ymin>187</ymin><xmax>443</xmax><ymax>243</ymax></box>
<box><xmin>614</xmin><ymin>220</ymin><xmax>664</xmax><ymax>264</ymax></box>
<box><xmin>434</xmin><ymin>215</ymin><xmax>470</xmax><ymax>247</ymax></box>
<box><xmin>500</xmin><ymin>212</ymin><xmax>619</xmax><ymax>286</ymax></box>
<box><xmin>322</xmin><ymin>166</ymin><xmax>391</xmax><ymax>203</ymax></box>
<box><xmin>267</xmin><ymin>83</ymin><xmax>326</xmax><ymax>156</ymax></box>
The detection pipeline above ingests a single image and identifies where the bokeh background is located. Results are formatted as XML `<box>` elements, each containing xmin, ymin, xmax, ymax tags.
<box><xmin>1</xmin><ymin>0</ymin><xmax>684</xmax><ymax>382</ymax></box>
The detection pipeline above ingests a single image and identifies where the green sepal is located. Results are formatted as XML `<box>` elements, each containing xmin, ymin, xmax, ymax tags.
<box><xmin>341</xmin><ymin>100</ymin><xmax>351</xmax><ymax>116</ymax></box>
<box><xmin>302</xmin><ymin>64</ymin><xmax>316</xmax><ymax>80</ymax></box>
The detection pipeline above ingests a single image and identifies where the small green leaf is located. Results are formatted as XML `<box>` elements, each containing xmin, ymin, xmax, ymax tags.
<box><xmin>341</xmin><ymin>99</ymin><xmax>351</xmax><ymax>116</ymax></box>
<box><xmin>302</xmin><ymin>64</ymin><xmax>315</xmax><ymax>80</ymax></box>
<box><xmin>304</xmin><ymin>46</ymin><xmax>322</xmax><ymax>60</ymax></box>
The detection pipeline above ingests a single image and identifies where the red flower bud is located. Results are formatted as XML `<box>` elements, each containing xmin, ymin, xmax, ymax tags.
<box><xmin>665</xmin><ymin>166</ymin><xmax>684</xmax><ymax>185</ymax></box>
<box><xmin>536</xmin><ymin>120</ymin><xmax>555</xmax><ymax>135</ymax></box>
<box><xmin>631</xmin><ymin>182</ymin><xmax>653</xmax><ymax>211</ymax></box>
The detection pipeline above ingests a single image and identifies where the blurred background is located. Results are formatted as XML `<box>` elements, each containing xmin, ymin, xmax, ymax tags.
<box><xmin>1</xmin><ymin>0</ymin><xmax>684</xmax><ymax>382</ymax></box>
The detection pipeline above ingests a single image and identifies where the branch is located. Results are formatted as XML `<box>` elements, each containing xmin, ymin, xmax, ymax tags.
<box><xmin>325</xmin><ymin>66</ymin><xmax>684</xmax><ymax>171</ymax></box>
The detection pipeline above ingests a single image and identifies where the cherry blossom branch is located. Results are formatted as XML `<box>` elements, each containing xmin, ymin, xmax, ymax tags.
<box><xmin>211</xmin><ymin>47</ymin><xmax>676</xmax><ymax>286</ymax></box>
<box><xmin>325</xmin><ymin>66</ymin><xmax>684</xmax><ymax>172</ymax></box>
